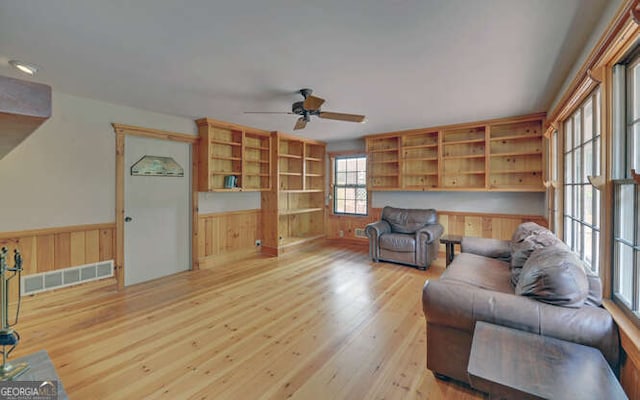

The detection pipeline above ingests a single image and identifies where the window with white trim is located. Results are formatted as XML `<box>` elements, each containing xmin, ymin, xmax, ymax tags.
<box><xmin>562</xmin><ymin>89</ymin><xmax>601</xmax><ymax>273</ymax></box>
<box><xmin>334</xmin><ymin>156</ymin><xmax>367</xmax><ymax>215</ymax></box>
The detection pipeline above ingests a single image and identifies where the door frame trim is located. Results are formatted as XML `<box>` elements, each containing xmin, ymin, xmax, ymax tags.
<box><xmin>112</xmin><ymin>123</ymin><xmax>199</xmax><ymax>289</ymax></box>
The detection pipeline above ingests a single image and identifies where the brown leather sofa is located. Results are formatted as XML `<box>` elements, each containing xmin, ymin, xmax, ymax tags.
<box><xmin>422</xmin><ymin>222</ymin><xmax>619</xmax><ymax>385</ymax></box>
<box><xmin>365</xmin><ymin>206</ymin><xmax>443</xmax><ymax>270</ymax></box>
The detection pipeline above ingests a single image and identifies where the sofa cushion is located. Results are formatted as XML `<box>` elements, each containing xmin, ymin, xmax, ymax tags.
<box><xmin>584</xmin><ymin>268</ymin><xmax>603</xmax><ymax>307</ymax></box>
<box><xmin>515</xmin><ymin>246</ymin><xmax>589</xmax><ymax>308</ymax></box>
<box><xmin>441</xmin><ymin>253</ymin><xmax>513</xmax><ymax>294</ymax></box>
<box><xmin>510</xmin><ymin>222</ymin><xmax>560</xmax><ymax>286</ymax></box>
<box><xmin>381</xmin><ymin>206</ymin><xmax>437</xmax><ymax>234</ymax></box>
<box><xmin>379</xmin><ymin>233</ymin><xmax>415</xmax><ymax>252</ymax></box>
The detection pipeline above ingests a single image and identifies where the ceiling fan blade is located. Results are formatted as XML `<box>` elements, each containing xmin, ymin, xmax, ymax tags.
<box><xmin>294</xmin><ymin>117</ymin><xmax>307</xmax><ymax>130</ymax></box>
<box><xmin>319</xmin><ymin>112</ymin><xmax>366</xmax><ymax>123</ymax></box>
<box><xmin>244</xmin><ymin>111</ymin><xmax>295</xmax><ymax>114</ymax></box>
<box><xmin>303</xmin><ymin>95</ymin><xmax>325</xmax><ymax>111</ymax></box>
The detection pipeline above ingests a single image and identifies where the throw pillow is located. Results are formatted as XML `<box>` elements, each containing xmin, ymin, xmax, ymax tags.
<box><xmin>510</xmin><ymin>223</ymin><xmax>559</xmax><ymax>286</ymax></box>
<box><xmin>515</xmin><ymin>246</ymin><xmax>589</xmax><ymax>308</ymax></box>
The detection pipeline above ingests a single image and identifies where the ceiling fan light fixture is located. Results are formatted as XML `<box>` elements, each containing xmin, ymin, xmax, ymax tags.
<box><xmin>9</xmin><ymin>60</ymin><xmax>38</xmax><ymax>76</ymax></box>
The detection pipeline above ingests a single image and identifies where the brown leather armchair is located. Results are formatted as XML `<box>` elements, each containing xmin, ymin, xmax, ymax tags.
<box><xmin>365</xmin><ymin>206</ymin><xmax>443</xmax><ymax>270</ymax></box>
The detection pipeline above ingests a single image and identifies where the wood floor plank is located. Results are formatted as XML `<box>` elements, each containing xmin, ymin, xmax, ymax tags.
<box><xmin>12</xmin><ymin>243</ymin><xmax>484</xmax><ymax>399</ymax></box>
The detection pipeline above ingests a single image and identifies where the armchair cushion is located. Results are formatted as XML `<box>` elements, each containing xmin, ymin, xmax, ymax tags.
<box><xmin>379</xmin><ymin>233</ymin><xmax>415</xmax><ymax>252</ymax></box>
<box><xmin>515</xmin><ymin>246</ymin><xmax>589</xmax><ymax>308</ymax></box>
<box><xmin>381</xmin><ymin>206</ymin><xmax>437</xmax><ymax>234</ymax></box>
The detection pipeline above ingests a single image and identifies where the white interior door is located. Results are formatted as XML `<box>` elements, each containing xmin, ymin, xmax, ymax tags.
<box><xmin>124</xmin><ymin>135</ymin><xmax>191</xmax><ymax>286</ymax></box>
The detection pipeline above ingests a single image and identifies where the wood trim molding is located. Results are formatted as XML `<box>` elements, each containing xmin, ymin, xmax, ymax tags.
<box><xmin>0</xmin><ymin>222</ymin><xmax>115</xmax><ymax>240</ymax></box>
<box><xmin>632</xmin><ymin>169</ymin><xmax>640</xmax><ymax>184</ymax></box>
<box><xmin>112</xmin><ymin>123</ymin><xmax>198</xmax><ymax>144</ymax></box>
<box><xmin>115</xmin><ymin>131</ymin><xmax>125</xmax><ymax>289</ymax></box>
<box><xmin>603</xmin><ymin>300</ymin><xmax>640</xmax><ymax>367</ymax></box>
<box><xmin>364</xmin><ymin>112</ymin><xmax>546</xmax><ymax>140</ymax></box>
<box><xmin>112</xmin><ymin>124</ymin><xmax>198</xmax><ymax>289</ymax></box>
<box><xmin>198</xmin><ymin>209</ymin><xmax>261</xmax><ymax>218</ymax></box>
<box><xmin>195</xmin><ymin>117</ymin><xmax>270</xmax><ymax>135</ymax></box>
<box><xmin>548</xmin><ymin>0</ymin><xmax>638</xmax><ymax>125</ymax></box>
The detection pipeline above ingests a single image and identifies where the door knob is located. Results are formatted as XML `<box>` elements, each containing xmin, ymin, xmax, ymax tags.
<box><xmin>125</xmin><ymin>216</ymin><xmax>132</xmax><ymax>222</ymax></box>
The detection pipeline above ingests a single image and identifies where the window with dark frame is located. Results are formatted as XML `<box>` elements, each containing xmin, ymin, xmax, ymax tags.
<box><xmin>334</xmin><ymin>156</ymin><xmax>367</xmax><ymax>215</ymax></box>
<box><xmin>562</xmin><ymin>89</ymin><xmax>601</xmax><ymax>274</ymax></box>
<box><xmin>611</xmin><ymin>56</ymin><xmax>640</xmax><ymax>316</ymax></box>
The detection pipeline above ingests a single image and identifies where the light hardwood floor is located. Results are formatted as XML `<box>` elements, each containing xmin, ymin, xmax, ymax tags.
<box><xmin>14</xmin><ymin>242</ymin><xmax>484</xmax><ymax>399</ymax></box>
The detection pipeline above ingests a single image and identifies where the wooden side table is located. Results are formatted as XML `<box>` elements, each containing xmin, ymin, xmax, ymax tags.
<box><xmin>468</xmin><ymin>321</ymin><xmax>626</xmax><ymax>400</ymax></box>
<box><xmin>439</xmin><ymin>234</ymin><xmax>462</xmax><ymax>266</ymax></box>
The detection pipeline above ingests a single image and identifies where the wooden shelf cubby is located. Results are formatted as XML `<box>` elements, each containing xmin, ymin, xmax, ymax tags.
<box><xmin>365</xmin><ymin>113</ymin><xmax>545</xmax><ymax>192</ymax></box>
<box><xmin>197</xmin><ymin>118</ymin><xmax>272</xmax><ymax>192</ymax></box>
<box><xmin>262</xmin><ymin>132</ymin><xmax>326</xmax><ymax>256</ymax></box>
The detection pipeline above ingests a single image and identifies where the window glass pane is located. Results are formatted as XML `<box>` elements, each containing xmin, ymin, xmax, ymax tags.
<box><xmin>583</xmin><ymin>141</ymin><xmax>593</xmax><ymax>180</ymax></box>
<box><xmin>584</xmin><ymin>99</ymin><xmax>593</xmax><ymax>142</ymax></box>
<box><xmin>346</xmin><ymin>158</ymin><xmax>357</xmax><ymax>171</ymax></box>
<box><xmin>594</xmin><ymin>136</ymin><xmax>601</xmax><ymax>176</ymax></box>
<box><xmin>574</xmin><ymin>185</ymin><xmax>582</xmax><ymax>220</ymax></box>
<box><xmin>358</xmin><ymin>158</ymin><xmax>366</xmax><ymax>171</ymax></box>
<box><xmin>583</xmin><ymin>225</ymin><xmax>593</xmax><ymax>268</ymax></box>
<box><xmin>346</xmin><ymin>172</ymin><xmax>356</xmax><ymax>185</ymax></box>
<box><xmin>634</xmin><ymin>123</ymin><xmax>640</xmax><ymax>171</ymax></box>
<box><xmin>584</xmin><ymin>185</ymin><xmax>593</xmax><ymax>226</ymax></box>
<box><xmin>345</xmin><ymin>188</ymin><xmax>355</xmax><ymax>200</ymax></box>
<box><xmin>594</xmin><ymin>189</ymin><xmax>600</xmax><ymax>229</ymax></box>
<box><xmin>631</xmin><ymin>64</ymin><xmax>640</xmax><ymax>120</ymax></box>
<box><xmin>335</xmin><ymin>187</ymin><xmax>345</xmax><ymax>200</ymax></box>
<box><xmin>345</xmin><ymin>201</ymin><xmax>355</xmax><ymax>213</ymax></box>
<box><xmin>616</xmin><ymin>242</ymin><xmax>634</xmax><ymax>304</ymax></box>
<box><xmin>336</xmin><ymin>159</ymin><xmax>347</xmax><ymax>172</ymax></box>
<box><xmin>595</xmin><ymin>91</ymin><xmax>601</xmax><ymax>135</ymax></box>
<box><xmin>335</xmin><ymin>199</ymin><xmax>344</xmax><ymax>213</ymax></box>
<box><xmin>564</xmin><ymin>217</ymin><xmax>573</xmax><ymax>250</ymax></box>
<box><xmin>573</xmin><ymin>113</ymin><xmax>582</xmax><ymax>148</ymax></box>
<box><xmin>355</xmin><ymin>201</ymin><xmax>367</xmax><ymax>214</ymax></box>
<box><xmin>574</xmin><ymin>147</ymin><xmax>582</xmax><ymax>183</ymax></box>
<box><xmin>565</xmin><ymin>186</ymin><xmax>572</xmax><ymax>216</ymax></box>
<box><xmin>336</xmin><ymin>172</ymin><xmax>346</xmax><ymax>185</ymax></box>
<box><xmin>565</xmin><ymin>152</ymin><xmax>572</xmax><ymax>183</ymax></box>
<box><xmin>574</xmin><ymin>221</ymin><xmax>583</xmax><ymax>255</ymax></box>
<box><xmin>564</xmin><ymin>119</ymin><xmax>572</xmax><ymax>151</ymax></box>
<box><xmin>592</xmin><ymin>230</ymin><xmax>600</xmax><ymax>273</ymax></box>
<box><xmin>356</xmin><ymin>188</ymin><xmax>366</xmax><ymax>200</ymax></box>
<box><xmin>618</xmin><ymin>184</ymin><xmax>635</xmax><ymax>241</ymax></box>
<box><xmin>357</xmin><ymin>172</ymin><xmax>366</xmax><ymax>186</ymax></box>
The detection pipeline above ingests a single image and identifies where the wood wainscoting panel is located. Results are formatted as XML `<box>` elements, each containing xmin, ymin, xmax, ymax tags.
<box><xmin>197</xmin><ymin>209</ymin><xmax>262</xmax><ymax>267</ymax></box>
<box><xmin>327</xmin><ymin>208</ymin><xmax>547</xmax><ymax>248</ymax></box>
<box><xmin>0</xmin><ymin>223</ymin><xmax>116</xmax><ymax>275</ymax></box>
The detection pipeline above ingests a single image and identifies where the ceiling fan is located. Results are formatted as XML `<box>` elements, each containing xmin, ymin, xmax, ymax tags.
<box><xmin>245</xmin><ymin>88</ymin><xmax>366</xmax><ymax>130</ymax></box>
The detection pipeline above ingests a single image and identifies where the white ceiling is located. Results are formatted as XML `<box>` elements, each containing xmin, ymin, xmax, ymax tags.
<box><xmin>0</xmin><ymin>0</ymin><xmax>609</xmax><ymax>142</ymax></box>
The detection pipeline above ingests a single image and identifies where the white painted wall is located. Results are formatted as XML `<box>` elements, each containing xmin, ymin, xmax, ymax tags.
<box><xmin>372</xmin><ymin>191</ymin><xmax>545</xmax><ymax>215</ymax></box>
<box><xmin>197</xmin><ymin>192</ymin><xmax>260</xmax><ymax>214</ymax></box>
<box><xmin>549</xmin><ymin>0</ymin><xmax>624</xmax><ymax>112</ymax></box>
<box><xmin>0</xmin><ymin>90</ymin><xmax>259</xmax><ymax>232</ymax></box>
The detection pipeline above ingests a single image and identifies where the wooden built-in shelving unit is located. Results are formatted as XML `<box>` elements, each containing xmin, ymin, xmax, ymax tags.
<box><xmin>196</xmin><ymin>118</ymin><xmax>272</xmax><ymax>192</ymax></box>
<box><xmin>365</xmin><ymin>113</ymin><xmax>545</xmax><ymax>192</ymax></box>
<box><xmin>261</xmin><ymin>132</ymin><xmax>326</xmax><ymax>255</ymax></box>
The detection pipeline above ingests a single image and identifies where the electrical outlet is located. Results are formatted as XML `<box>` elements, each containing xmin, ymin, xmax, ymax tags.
<box><xmin>339</xmin><ymin>230</ymin><xmax>344</xmax><ymax>238</ymax></box>
<box><xmin>255</xmin><ymin>240</ymin><xmax>261</xmax><ymax>247</ymax></box>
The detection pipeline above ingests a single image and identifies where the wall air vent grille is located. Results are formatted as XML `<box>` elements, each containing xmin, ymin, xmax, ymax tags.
<box><xmin>21</xmin><ymin>260</ymin><xmax>114</xmax><ymax>296</ymax></box>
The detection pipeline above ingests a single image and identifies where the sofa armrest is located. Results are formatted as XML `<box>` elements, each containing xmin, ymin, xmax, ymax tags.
<box><xmin>422</xmin><ymin>279</ymin><xmax>619</xmax><ymax>369</ymax></box>
<box><xmin>461</xmin><ymin>236</ymin><xmax>511</xmax><ymax>262</ymax></box>
<box><xmin>365</xmin><ymin>220</ymin><xmax>391</xmax><ymax>262</ymax></box>
<box><xmin>416</xmin><ymin>223</ymin><xmax>444</xmax><ymax>244</ymax></box>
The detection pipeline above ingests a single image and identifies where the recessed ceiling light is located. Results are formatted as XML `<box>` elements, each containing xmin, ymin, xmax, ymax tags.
<box><xmin>9</xmin><ymin>60</ymin><xmax>38</xmax><ymax>76</ymax></box>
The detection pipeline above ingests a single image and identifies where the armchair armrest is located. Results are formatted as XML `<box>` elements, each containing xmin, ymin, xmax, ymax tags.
<box><xmin>461</xmin><ymin>236</ymin><xmax>511</xmax><ymax>262</ymax></box>
<box><xmin>365</xmin><ymin>220</ymin><xmax>391</xmax><ymax>262</ymax></box>
<box><xmin>416</xmin><ymin>223</ymin><xmax>444</xmax><ymax>244</ymax></box>
<box><xmin>422</xmin><ymin>279</ymin><xmax>619</xmax><ymax>369</ymax></box>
